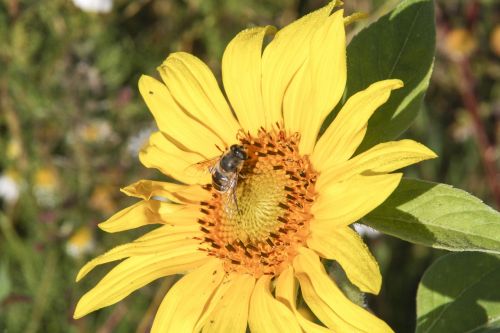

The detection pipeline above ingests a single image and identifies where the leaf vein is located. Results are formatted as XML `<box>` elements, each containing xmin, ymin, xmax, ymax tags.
<box><xmin>423</xmin><ymin>266</ymin><xmax>500</xmax><ymax>333</ymax></box>
<box><xmin>367</xmin><ymin>216</ymin><xmax>500</xmax><ymax>250</ymax></box>
<box><xmin>387</xmin><ymin>5</ymin><xmax>422</xmax><ymax>78</ymax></box>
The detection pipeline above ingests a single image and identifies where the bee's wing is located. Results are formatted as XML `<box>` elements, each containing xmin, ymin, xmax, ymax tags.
<box><xmin>184</xmin><ymin>156</ymin><xmax>219</xmax><ymax>178</ymax></box>
<box><xmin>220</xmin><ymin>174</ymin><xmax>240</xmax><ymax>219</ymax></box>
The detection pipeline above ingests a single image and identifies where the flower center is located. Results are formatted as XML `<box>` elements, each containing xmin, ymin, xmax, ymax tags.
<box><xmin>197</xmin><ymin>126</ymin><xmax>318</xmax><ymax>277</ymax></box>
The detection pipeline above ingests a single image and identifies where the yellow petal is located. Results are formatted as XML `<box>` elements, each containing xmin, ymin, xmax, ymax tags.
<box><xmin>261</xmin><ymin>1</ymin><xmax>336</xmax><ymax>127</ymax></box>
<box><xmin>193</xmin><ymin>273</ymin><xmax>235</xmax><ymax>332</ymax></box>
<box><xmin>74</xmin><ymin>245</ymin><xmax>207</xmax><ymax>319</ymax></box>
<box><xmin>317</xmin><ymin>139</ymin><xmax>437</xmax><ymax>188</ymax></box>
<box><xmin>248</xmin><ymin>275</ymin><xmax>302</xmax><ymax>333</ymax></box>
<box><xmin>139</xmin><ymin>131</ymin><xmax>211</xmax><ymax>185</ymax></box>
<box><xmin>139</xmin><ymin>75</ymin><xmax>223</xmax><ymax>158</ymax></box>
<box><xmin>284</xmin><ymin>9</ymin><xmax>347</xmax><ymax>154</ymax></box>
<box><xmin>158</xmin><ymin>52</ymin><xmax>240</xmax><ymax>146</ymax></box>
<box><xmin>308</xmin><ymin>226</ymin><xmax>381</xmax><ymax>294</ymax></box>
<box><xmin>121</xmin><ymin>179</ymin><xmax>209</xmax><ymax>203</ymax></box>
<box><xmin>152</xmin><ymin>200</ymin><xmax>203</xmax><ymax>225</ymax></box>
<box><xmin>222</xmin><ymin>26</ymin><xmax>276</xmax><ymax>134</ymax></box>
<box><xmin>97</xmin><ymin>200</ymin><xmax>159</xmax><ymax>233</ymax></box>
<box><xmin>343</xmin><ymin>12</ymin><xmax>368</xmax><ymax>26</ymax></box>
<box><xmin>313</xmin><ymin>173</ymin><xmax>402</xmax><ymax>226</ymax></box>
<box><xmin>151</xmin><ymin>259</ymin><xmax>225</xmax><ymax>333</ymax></box>
<box><xmin>312</xmin><ymin>80</ymin><xmax>404</xmax><ymax>171</ymax></box>
<box><xmin>275</xmin><ymin>266</ymin><xmax>297</xmax><ymax>310</ymax></box>
<box><xmin>201</xmin><ymin>274</ymin><xmax>255</xmax><ymax>333</ymax></box>
<box><xmin>76</xmin><ymin>224</ymin><xmax>202</xmax><ymax>281</ymax></box>
<box><xmin>282</xmin><ymin>61</ymin><xmax>311</xmax><ymax>141</ymax></box>
<box><xmin>98</xmin><ymin>199</ymin><xmax>201</xmax><ymax>232</ymax></box>
<box><xmin>293</xmin><ymin>247</ymin><xmax>393</xmax><ymax>333</ymax></box>
<box><xmin>275</xmin><ymin>266</ymin><xmax>333</xmax><ymax>333</ymax></box>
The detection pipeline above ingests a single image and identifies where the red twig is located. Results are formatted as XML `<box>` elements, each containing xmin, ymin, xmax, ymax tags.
<box><xmin>455</xmin><ymin>58</ymin><xmax>500</xmax><ymax>208</ymax></box>
<box><xmin>96</xmin><ymin>303</ymin><xmax>128</xmax><ymax>333</ymax></box>
<box><xmin>0</xmin><ymin>294</ymin><xmax>32</xmax><ymax>307</ymax></box>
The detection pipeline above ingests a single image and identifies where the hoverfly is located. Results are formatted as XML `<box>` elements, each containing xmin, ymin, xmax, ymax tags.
<box><xmin>189</xmin><ymin>144</ymin><xmax>248</xmax><ymax>216</ymax></box>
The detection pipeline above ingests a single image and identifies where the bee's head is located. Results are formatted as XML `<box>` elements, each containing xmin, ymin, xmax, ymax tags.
<box><xmin>230</xmin><ymin>144</ymin><xmax>248</xmax><ymax>160</ymax></box>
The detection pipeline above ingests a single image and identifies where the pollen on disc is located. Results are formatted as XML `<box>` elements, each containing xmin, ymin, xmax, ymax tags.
<box><xmin>197</xmin><ymin>125</ymin><xmax>318</xmax><ymax>278</ymax></box>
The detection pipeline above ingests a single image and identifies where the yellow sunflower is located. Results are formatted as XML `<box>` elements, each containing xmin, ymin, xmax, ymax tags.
<box><xmin>74</xmin><ymin>2</ymin><xmax>436</xmax><ymax>332</ymax></box>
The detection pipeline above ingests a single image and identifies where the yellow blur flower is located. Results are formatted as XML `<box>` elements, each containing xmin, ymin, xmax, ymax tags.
<box><xmin>35</xmin><ymin>167</ymin><xmax>58</xmax><ymax>189</ymax></box>
<box><xmin>66</xmin><ymin>226</ymin><xmax>95</xmax><ymax>258</ymax></box>
<box><xmin>490</xmin><ymin>24</ymin><xmax>500</xmax><ymax>57</ymax></box>
<box><xmin>34</xmin><ymin>167</ymin><xmax>59</xmax><ymax>207</ymax></box>
<box><xmin>445</xmin><ymin>28</ymin><xmax>477</xmax><ymax>60</ymax></box>
<box><xmin>89</xmin><ymin>185</ymin><xmax>117</xmax><ymax>215</ymax></box>
<box><xmin>76</xmin><ymin>120</ymin><xmax>113</xmax><ymax>143</ymax></box>
<box><xmin>74</xmin><ymin>2</ymin><xmax>436</xmax><ymax>332</ymax></box>
<box><xmin>6</xmin><ymin>140</ymin><xmax>22</xmax><ymax>160</ymax></box>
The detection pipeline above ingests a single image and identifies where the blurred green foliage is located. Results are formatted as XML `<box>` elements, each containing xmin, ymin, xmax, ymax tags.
<box><xmin>0</xmin><ymin>0</ymin><xmax>498</xmax><ymax>332</ymax></box>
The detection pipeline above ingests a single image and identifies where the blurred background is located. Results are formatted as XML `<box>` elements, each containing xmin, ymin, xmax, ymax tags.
<box><xmin>0</xmin><ymin>0</ymin><xmax>498</xmax><ymax>332</ymax></box>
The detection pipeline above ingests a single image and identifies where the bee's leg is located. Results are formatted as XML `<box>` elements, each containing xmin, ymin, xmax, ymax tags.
<box><xmin>233</xmin><ymin>189</ymin><xmax>241</xmax><ymax>215</ymax></box>
<box><xmin>215</xmin><ymin>144</ymin><xmax>226</xmax><ymax>153</ymax></box>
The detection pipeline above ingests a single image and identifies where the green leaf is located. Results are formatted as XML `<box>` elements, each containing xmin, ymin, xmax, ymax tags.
<box><xmin>363</xmin><ymin>179</ymin><xmax>500</xmax><ymax>254</ymax></box>
<box><xmin>416</xmin><ymin>252</ymin><xmax>500</xmax><ymax>333</ymax></box>
<box><xmin>324</xmin><ymin>0</ymin><xmax>435</xmax><ymax>151</ymax></box>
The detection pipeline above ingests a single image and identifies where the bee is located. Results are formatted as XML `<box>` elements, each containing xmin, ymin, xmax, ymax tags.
<box><xmin>190</xmin><ymin>144</ymin><xmax>248</xmax><ymax>215</ymax></box>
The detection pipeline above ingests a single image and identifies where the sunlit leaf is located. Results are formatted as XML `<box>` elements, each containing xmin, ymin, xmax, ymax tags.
<box><xmin>363</xmin><ymin>179</ymin><xmax>500</xmax><ymax>254</ymax></box>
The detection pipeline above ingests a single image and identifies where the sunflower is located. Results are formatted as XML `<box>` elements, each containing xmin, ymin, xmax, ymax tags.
<box><xmin>74</xmin><ymin>2</ymin><xmax>436</xmax><ymax>332</ymax></box>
